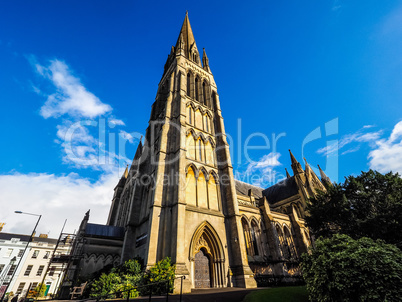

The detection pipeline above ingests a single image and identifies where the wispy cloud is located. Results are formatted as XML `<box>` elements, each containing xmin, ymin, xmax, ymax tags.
<box><xmin>30</xmin><ymin>57</ymin><xmax>133</xmax><ymax>172</ymax></box>
<box><xmin>368</xmin><ymin>120</ymin><xmax>402</xmax><ymax>174</ymax></box>
<box><xmin>317</xmin><ymin>127</ymin><xmax>382</xmax><ymax>156</ymax></box>
<box><xmin>34</xmin><ymin>60</ymin><xmax>112</xmax><ymax>119</ymax></box>
<box><xmin>236</xmin><ymin>152</ymin><xmax>283</xmax><ymax>187</ymax></box>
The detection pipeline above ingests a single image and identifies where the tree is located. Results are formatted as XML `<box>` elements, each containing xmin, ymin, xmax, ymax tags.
<box><xmin>301</xmin><ymin>234</ymin><xmax>402</xmax><ymax>302</ymax></box>
<box><xmin>306</xmin><ymin>170</ymin><xmax>402</xmax><ymax>249</ymax></box>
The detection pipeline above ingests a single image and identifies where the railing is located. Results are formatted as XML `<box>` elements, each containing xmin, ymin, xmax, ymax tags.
<box><xmin>88</xmin><ymin>276</ymin><xmax>186</xmax><ymax>302</ymax></box>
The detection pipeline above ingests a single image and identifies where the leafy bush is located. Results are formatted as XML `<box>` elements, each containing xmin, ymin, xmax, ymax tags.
<box><xmin>301</xmin><ymin>234</ymin><xmax>402</xmax><ymax>302</ymax></box>
<box><xmin>90</xmin><ymin>258</ymin><xmax>143</xmax><ymax>299</ymax></box>
<box><xmin>90</xmin><ymin>272</ymin><xmax>121</xmax><ymax>299</ymax></box>
<box><xmin>89</xmin><ymin>257</ymin><xmax>175</xmax><ymax>298</ymax></box>
<box><xmin>34</xmin><ymin>283</ymin><xmax>47</xmax><ymax>297</ymax></box>
<box><xmin>141</xmin><ymin>257</ymin><xmax>176</xmax><ymax>295</ymax></box>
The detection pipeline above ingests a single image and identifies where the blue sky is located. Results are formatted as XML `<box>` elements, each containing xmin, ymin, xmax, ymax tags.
<box><xmin>1</xmin><ymin>0</ymin><xmax>402</xmax><ymax>236</ymax></box>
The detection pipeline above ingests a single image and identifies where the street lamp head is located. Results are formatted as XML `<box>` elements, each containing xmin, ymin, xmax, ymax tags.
<box><xmin>14</xmin><ymin>211</ymin><xmax>23</xmax><ymax>214</ymax></box>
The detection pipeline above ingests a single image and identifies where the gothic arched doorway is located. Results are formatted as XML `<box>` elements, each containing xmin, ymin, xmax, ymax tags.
<box><xmin>194</xmin><ymin>248</ymin><xmax>212</xmax><ymax>288</ymax></box>
<box><xmin>189</xmin><ymin>221</ymin><xmax>226</xmax><ymax>289</ymax></box>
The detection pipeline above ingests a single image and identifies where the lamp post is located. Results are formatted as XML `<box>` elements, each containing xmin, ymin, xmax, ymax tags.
<box><xmin>0</xmin><ymin>212</ymin><xmax>41</xmax><ymax>302</ymax></box>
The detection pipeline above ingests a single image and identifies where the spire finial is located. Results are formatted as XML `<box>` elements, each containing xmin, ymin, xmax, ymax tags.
<box><xmin>289</xmin><ymin>149</ymin><xmax>304</xmax><ymax>175</ymax></box>
<box><xmin>285</xmin><ymin>168</ymin><xmax>291</xmax><ymax>178</ymax></box>
<box><xmin>186</xmin><ymin>10</ymin><xmax>188</xmax><ymax>16</ymax></box>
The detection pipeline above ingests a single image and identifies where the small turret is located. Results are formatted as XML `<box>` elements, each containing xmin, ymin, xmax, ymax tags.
<box><xmin>202</xmin><ymin>48</ymin><xmax>211</xmax><ymax>72</ymax></box>
<box><xmin>289</xmin><ymin>150</ymin><xmax>304</xmax><ymax>175</ymax></box>
<box><xmin>285</xmin><ymin>168</ymin><xmax>291</xmax><ymax>178</ymax></box>
<box><xmin>318</xmin><ymin>165</ymin><xmax>331</xmax><ymax>186</ymax></box>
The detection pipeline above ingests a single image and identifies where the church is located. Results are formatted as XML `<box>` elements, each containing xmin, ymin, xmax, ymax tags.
<box><xmin>63</xmin><ymin>13</ymin><xmax>330</xmax><ymax>294</ymax></box>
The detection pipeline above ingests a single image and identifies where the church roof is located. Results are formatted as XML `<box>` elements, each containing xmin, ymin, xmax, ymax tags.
<box><xmin>262</xmin><ymin>176</ymin><xmax>299</xmax><ymax>204</ymax></box>
<box><xmin>234</xmin><ymin>180</ymin><xmax>264</xmax><ymax>199</ymax></box>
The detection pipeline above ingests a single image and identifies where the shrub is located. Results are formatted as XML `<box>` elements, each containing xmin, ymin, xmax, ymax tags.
<box><xmin>301</xmin><ymin>234</ymin><xmax>402</xmax><ymax>302</ymax></box>
<box><xmin>90</xmin><ymin>272</ymin><xmax>121</xmax><ymax>299</ymax></box>
<box><xmin>141</xmin><ymin>257</ymin><xmax>176</xmax><ymax>295</ymax></box>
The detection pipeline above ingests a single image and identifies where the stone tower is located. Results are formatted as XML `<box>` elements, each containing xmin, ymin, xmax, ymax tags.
<box><xmin>107</xmin><ymin>13</ymin><xmax>257</xmax><ymax>292</ymax></box>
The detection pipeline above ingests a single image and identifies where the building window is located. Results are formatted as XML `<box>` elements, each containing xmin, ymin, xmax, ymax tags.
<box><xmin>204</xmin><ymin>116</ymin><xmax>209</xmax><ymax>132</ymax></box>
<box><xmin>188</xmin><ymin>107</ymin><xmax>192</xmax><ymax>125</ymax></box>
<box><xmin>187</xmin><ymin>73</ymin><xmax>191</xmax><ymax>97</ymax></box>
<box><xmin>24</xmin><ymin>265</ymin><xmax>33</xmax><ymax>276</ymax></box>
<box><xmin>0</xmin><ymin>264</ymin><xmax>4</xmax><ymax>274</ymax></box>
<box><xmin>36</xmin><ymin>265</ymin><xmax>44</xmax><ymax>276</ymax></box>
<box><xmin>4</xmin><ymin>248</ymin><xmax>13</xmax><ymax>257</ymax></box>
<box><xmin>48</xmin><ymin>266</ymin><xmax>56</xmax><ymax>276</ymax></box>
<box><xmin>7</xmin><ymin>265</ymin><xmax>16</xmax><ymax>276</ymax></box>
<box><xmin>195</xmin><ymin>78</ymin><xmax>199</xmax><ymax>101</ymax></box>
<box><xmin>18</xmin><ymin>249</ymin><xmax>24</xmax><ymax>258</ymax></box>
<box><xmin>16</xmin><ymin>283</ymin><xmax>25</xmax><ymax>294</ymax></box>
<box><xmin>32</xmin><ymin>250</ymin><xmax>39</xmax><ymax>258</ymax></box>
<box><xmin>31</xmin><ymin>283</ymin><xmax>38</xmax><ymax>290</ymax></box>
<box><xmin>43</xmin><ymin>251</ymin><xmax>50</xmax><ymax>259</ymax></box>
<box><xmin>198</xmin><ymin>140</ymin><xmax>203</xmax><ymax>162</ymax></box>
<box><xmin>202</xmin><ymin>82</ymin><xmax>207</xmax><ymax>106</ymax></box>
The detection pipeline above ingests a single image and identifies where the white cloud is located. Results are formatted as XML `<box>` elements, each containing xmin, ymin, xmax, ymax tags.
<box><xmin>317</xmin><ymin>127</ymin><xmax>382</xmax><ymax>156</ymax></box>
<box><xmin>29</xmin><ymin>58</ymin><xmax>133</xmax><ymax>172</ymax></box>
<box><xmin>236</xmin><ymin>152</ymin><xmax>283</xmax><ymax>187</ymax></box>
<box><xmin>35</xmin><ymin>60</ymin><xmax>112</xmax><ymax>119</ymax></box>
<box><xmin>0</xmin><ymin>58</ymin><xmax>137</xmax><ymax>237</ymax></box>
<box><xmin>119</xmin><ymin>130</ymin><xmax>134</xmax><ymax>143</ymax></box>
<box><xmin>368</xmin><ymin>120</ymin><xmax>402</xmax><ymax>174</ymax></box>
<box><xmin>0</xmin><ymin>171</ymin><xmax>122</xmax><ymax>237</ymax></box>
<box><xmin>109</xmin><ymin>119</ymin><xmax>125</xmax><ymax>126</ymax></box>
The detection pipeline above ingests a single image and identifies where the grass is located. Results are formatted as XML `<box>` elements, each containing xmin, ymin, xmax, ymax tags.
<box><xmin>242</xmin><ymin>286</ymin><xmax>309</xmax><ymax>302</ymax></box>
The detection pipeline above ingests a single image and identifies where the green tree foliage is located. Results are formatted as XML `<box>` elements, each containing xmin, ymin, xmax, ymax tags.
<box><xmin>306</xmin><ymin>170</ymin><xmax>402</xmax><ymax>249</ymax></box>
<box><xmin>90</xmin><ymin>259</ymin><xmax>142</xmax><ymax>299</ymax></box>
<box><xmin>34</xmin><ymin>283</ymin><xmax>47</xmax><ymax>297</ymax></box>
<box><xmin>90</xmin><ymin>272</ymin><xmax>122</xmax><ymax>299</ymax></box>
<box><xmin>301</xmin><ymin>234</ymin><xmax>402</xmax><ymax>302</ymax></box>
<box><xmin>141</xmin><ymin>257</ymin><xmax>176</xmax><ymax>295</ymax></box>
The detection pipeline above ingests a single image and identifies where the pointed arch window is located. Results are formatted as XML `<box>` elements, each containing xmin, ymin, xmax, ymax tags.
<box><xmin>198</xmin><ymin>139</ymin><xmax>203</xmax><ymax>162</ymax></box>
<box><xmin>251</xmin><ymin>220</ymin><xmax>261</xmax><ymax>256</ymax></box>
<box><xmin>241</xmin><ymin>218</ymin><xmax>253</xmax><ymax>256</ymax></box>
<box><xmin>204</xmin><ymin>115</ymin><xmax>209</xmax><ymax>132</ymax></box>
<box><xmin>202</xmin><ymin>82</ymin><xmax>207</xmax><ymax>106</ymax></box>
<box><xmin>187</xmin><ymin>73</ymin><xmax>191</xmax><ymax>97</ymax></box>
<box><xmin>188</xmin><ymin>106</ymin><xmax>193</xmax><ymax>125</ymax></box>
<box><xmin>195</xmin><ymin>78</ymin><xmax>199</xmax><ymax>101</ymax></box>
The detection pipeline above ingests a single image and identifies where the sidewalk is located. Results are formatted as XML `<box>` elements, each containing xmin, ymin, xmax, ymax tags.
<box><xmin>56</xmin><ymin>287</ymin><xmax>266</xmax><ymax>302</ymax></box>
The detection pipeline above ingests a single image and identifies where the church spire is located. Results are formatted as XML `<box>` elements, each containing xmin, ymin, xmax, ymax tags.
<box><xmin>289</xmin><ymin>149</ymin><xmax>304</xmax><ymax>175</ymax></box>
<box><xmin>175</xmin><ymin>12</ymin><xmax>200</xmax><ymax>64</ymax></box>
<box><xmin>285</xmin><ymin>168</ymin><xmax>291</xmax><ymax>178</ymax></box>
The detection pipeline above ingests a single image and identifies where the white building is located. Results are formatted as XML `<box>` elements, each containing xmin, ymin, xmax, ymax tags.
<box><xmin>0</xmin><ymin>233</ymin><xmax>71</xmax><ymax>299</ymax></box>
<box><xmin>0</xmin><ymin>234</ymin><xmax>30</xmax><ymax>298</ymax></box>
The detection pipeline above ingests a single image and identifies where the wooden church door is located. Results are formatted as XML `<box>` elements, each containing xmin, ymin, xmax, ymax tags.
<box><xmin>194</xmin><ymin>248</ymin><xmax>211</xmax><ymax>288</ymax></box>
